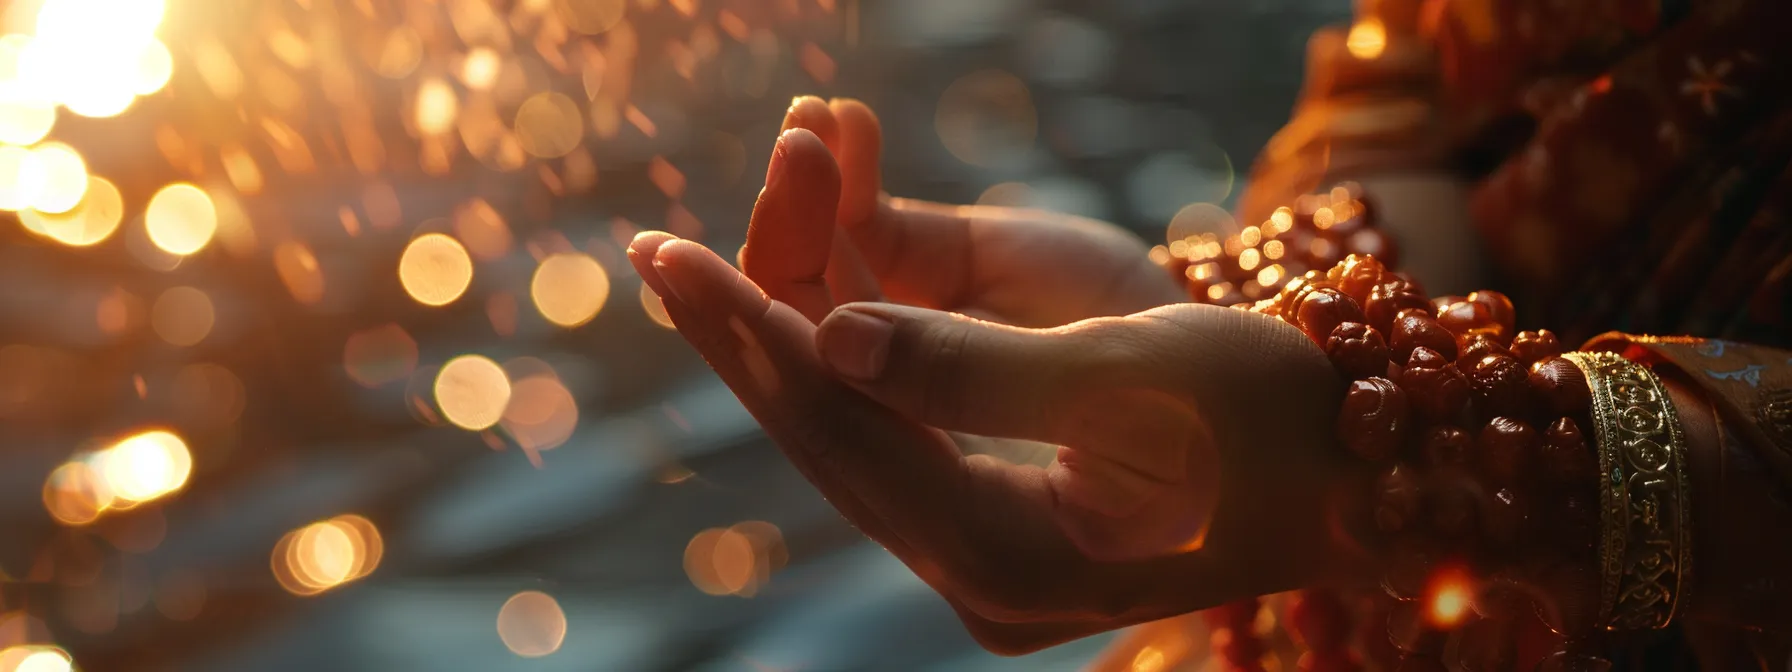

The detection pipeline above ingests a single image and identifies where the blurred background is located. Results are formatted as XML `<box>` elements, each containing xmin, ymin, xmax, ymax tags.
<box><xmin>0</xmin><ymin>0</ymin><xmax>1349</xmax><ymax>669</ymax></box>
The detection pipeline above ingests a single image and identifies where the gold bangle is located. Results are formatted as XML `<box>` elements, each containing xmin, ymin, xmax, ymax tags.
<box><xmin>1561</xmin><ymin>352</ymin><xmax>1692</xmax><ymax>630</ymax></box>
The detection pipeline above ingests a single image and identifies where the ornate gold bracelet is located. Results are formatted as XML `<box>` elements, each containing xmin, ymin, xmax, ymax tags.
<box><xmin>1561</xmin><ymin>351</ymin><xmax>1692</xmax><ymax>630</ymax></box>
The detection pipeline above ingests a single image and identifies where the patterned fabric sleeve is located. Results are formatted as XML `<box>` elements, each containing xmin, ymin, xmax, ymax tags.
<box><xmin>1584</xmin><ymin>333</ymin><xmax>1792</xmax><ymax>632</ymax></box>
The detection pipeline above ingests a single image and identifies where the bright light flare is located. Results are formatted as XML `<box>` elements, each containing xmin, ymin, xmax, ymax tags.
<box><xmin>1425</xmin><ymin>567</ymin><xmax>1475</xmax><ymax>628</ymax></box>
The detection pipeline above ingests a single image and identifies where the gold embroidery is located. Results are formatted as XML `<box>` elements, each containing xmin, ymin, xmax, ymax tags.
<box><xmin>1562</xmin><ymin>352</ymin><xmax>1692</xmax><ymax>630</ymax></box>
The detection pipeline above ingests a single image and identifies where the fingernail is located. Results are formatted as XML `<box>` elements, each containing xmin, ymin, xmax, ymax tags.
<box><xmin>818</xmin><ymin>309</ymin><xmax>892</xmax><ymax>380</ymax></box>
<box><xmin>765</xmin><ymin>130</ymin><xmax>796</xmax><ymax>188</ymax></box>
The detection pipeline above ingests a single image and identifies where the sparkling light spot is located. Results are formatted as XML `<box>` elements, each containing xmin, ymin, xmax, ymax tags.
<box><xmin>42</xmin><ymin>461</ymin><xmax>113</xmax><ymax>526</ymax></box>
<box><xmin>530</xmin><ymin>252</ymin><xmax>610</xmax><ymax>327</ymax></box>
<box><xmin>1426</xmin><ymin>570</ymin><xmax>1474</xmax><ymax>628</ymax></box>
<box><xmin>496</xmin><ymin>591</ymin><xmax>567</xmax><ymax>658</ymax></box>
<box><xmin>398</xmin><ymin>233</ymin><xmax>474</xmax><ymax>307</ymax></box>
<box><xmin>145</xmin><ymin>183</ymin><xmax>218</xmax><ymax>255</ymax></box>
<box><xmin>434</xmin><ymin>354</ymin><xmax>511</xmax><ymax>431</ymax></box>
<box><xmin>501</xmin><ymin>374</ymin><xmax>578</xmax><ymax>452</ymax></box>
<box><xmin>150</xmin><ymin>286</ymin><xmax>214</xmax><ymax>347</ymax></box>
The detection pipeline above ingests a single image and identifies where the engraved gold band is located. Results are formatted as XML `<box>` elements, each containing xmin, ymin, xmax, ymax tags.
<box><xmin>1561</xmin><ymin>351</ymin><xmax>1692</xmax><ymax>630</ymax></box>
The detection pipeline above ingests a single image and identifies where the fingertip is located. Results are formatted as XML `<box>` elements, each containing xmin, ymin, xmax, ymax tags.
<box><xmin>781</xmin><ymin>95</ymin><xmax>840</xmax><ymax>151</ymax></box>
<box><xmin>627</xmin><ymin>230</ymin><xmax>679</xmax><ymax>298</ymax></box>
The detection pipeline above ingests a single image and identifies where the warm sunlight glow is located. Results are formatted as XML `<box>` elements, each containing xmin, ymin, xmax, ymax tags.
<box><xmin>22</xmin><ymin>142</ymin><xmax>86</xmax><ymax>213</ymax></box>
<box><xmin>96</xmin><ymin>429</ymin><xmax>192</xmax><ymax>505</ymax></box>
<box><xmin>24</xmin><ymin>175</ymin><xmax>121</xmax><ymax>246</ymax></box>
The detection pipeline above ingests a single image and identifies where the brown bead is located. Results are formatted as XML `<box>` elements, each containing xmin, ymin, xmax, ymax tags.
<box><xmin>1465</xmin><ymin>354</ymin><xmax>1531</xmax><ymax>419</ymax></box>
<box><xmin>1364</xmin><ymin>279</ymin><xmax>1431</xmax><ymax>334</ymax></box>
<box><xmin>1274</xmin><ymin>270</ymin><xmax>1329</xmax><ymax>316</ymax></box>
<box><xmin>1430</xmin><ymin>295</ymin><xmax>1464</xmax><ymax>318</ymax></box>
<box><xmin>1328</xmin><ymin>322</ymin><xmax>1392</xmax><ymax>381</ymax></box>
<box><xmin>1509</xmin><ymin>329</ymin><xmax>1562</xmax><ymax>365</ymax></box>
<box><xmin>1458</xmin><ymin>333</ymin><xmax>1511</xmax><ymax>364</ymax></box>
<box><xmin>1528</xmin><ymin>356</ymin><xmax>1592</xmax><ymax>416</ymax></box>
<box><xmin>1476</xmin><ymin>417</ymin><xmax>1538</xmax><ymax>486</ymax></box>
<box><xmin>1381</xmin><ymin>540</ymin><xmax>1437</xmax><ymax>599</ymax></box>
<box><xmin>1296</xmin><ymin>287</ymin><xmax>1368</xmax><ymax>348</ymax></box>
<box><xmin>1327</xmin><ymin>254</ymin><xmax>1387</xmax><ymax>302</ymax></box>
<box><xmin>1398</xmin><ymin>348</ymin><xmax>1471</xmax><ymax>423</ymax></box>
<box><xmin>1435</xmin><ymin>300</ymin><xmax>1504</xmax><ymax>342</ymax></box>
<box><xmin>1390</xmin><ymin>312</ymin><xmax>1458</xmax><ymax>364</ymax></box>
<box><xmin>1376</xmin><ymin>464</ymin><xmax>1423</xmax><ymax>533</ymax></box>
<box><xmin>1541</xmin><ymin>417</ymin><xmax>1597</xmax><ymax>486</ymax></box>
<box><xmin>1468</xmin><ymin>291</ymin><xmax>1516</xmax><ymax>338</ymax></box>
<box><xmin>1482</xmin><ymin>487</ymin><xmax>1529</xmax><ymax>548</ymax></box>
<box><xmin>1418</xmin><ymin>425</ymin><xmax>1472</xmax><ymax>467</ymax></box>
<box><xmin>1338</xmin><ymin>377</ymin><xmax>1410</xmax><ymax>461</ymax></box>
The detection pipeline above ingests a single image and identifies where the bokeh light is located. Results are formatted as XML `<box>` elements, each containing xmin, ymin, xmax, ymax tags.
<box><xmin>144</xmin><ymin>183</ymin><xmax>218</xmax><ymax>255</ymax></box>
<box><xmin>399</xmin><ymin>233</ymin><xmax>475</xmax><ymax>307</ymax></box>
<box><xmin>21</xmin><ymin>142</ymin><xmax>87</xmax><ymax>214</ymax></box>
<box><xmin>343</xmin><ymin>323</ymin><xmax>419</xmax><ymax>388</ymax></box>
<box><xmin>22</xmin><ymin>175</ymin><xmax>122</xmax><ymax>246</ymax></box>
<box><xmin>530</xmin><ymin>252</ymin><xmax>610</xmax><ymax>327</ymax></box>
<box><xmin>274</xmin><ymin>241</ymin><xmax>325</xmax><ymax>305</ymax></box>
<box><xmin>684</xmin><ymin>522</ymin><xmax>787</xmax><ymax>598</ymax></box>
<box><xmin>514</xmin><ymin>91</ymin><xmax>584</xmax><ymax>159</ymax></box>
<box><xmin>0</xmin><ymin>647</ymin><xmax>73</xmax><ymax>672</ymax></box>
<box><xmin>639</xmin><ymin>284</ymin><xmax>674</xmax><ymax>329</ymax></box>
<box><xmin>935</xmin><ymin>69</ymin><xmax>1036</xmax><ymax>168</ymax></box>
<box><xmin>414</xmin><ymin>77</ymin><xmax>458</xmax><ymax>136</ymax></box>
<box><xmin>45</xmin><ymin>429</ymin><xmax>194</xmax><ymax>525</ymax></box>
<box><xmin>496</xmin><ymin>591</ymin><xmax>567</xmax><ymax>658</ymax></box>
<box><xmin>434</xmin><ymin>355</ymin><xmax>511</xmax><ymax>431</ymax></box>
<box><xmin>501</xmin><ymin>373</ymin><xmax>578</xmax><ymax>452</ymax></box>
<box><xmin>1425</xmin><ymin>567</ymin><xmax>1475</xmax><ymax>628</ymax></box>
<box><xmin>150</xmin><ymin>286</ymin><xmax>215</xmax><ymax>347</ymax></box>
<box><xmin>271</xmin><ymin>514</ymin><xmax>383</xmax><ymax>596</ymax></box>
<box><xmin>1347</xmin><ymin>18</ymin><xmax>1387</xmax><ymax>60</ymax></box>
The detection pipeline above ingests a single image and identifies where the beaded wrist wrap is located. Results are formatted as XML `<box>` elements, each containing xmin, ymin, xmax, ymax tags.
<box><xmin>1560</xmin><ymin>352</ymin><xmax>1692</xmax><ymax>631</ymax></box>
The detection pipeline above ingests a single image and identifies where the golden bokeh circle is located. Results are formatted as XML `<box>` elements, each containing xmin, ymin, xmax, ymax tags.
<box><xmin>25</xmin><ymin>175</ymin><xmax>123</xmax><ymax>246</ymax></box>
<box><xmin>398</xmin><ymin>233</ymin><xmax>474</xmax><ymax>307</ymax></box>
<box><xmin>530</xmin><ymin>252</ymin><xmax>610</xmax><ymax>327</ymax></box>
<box><xmin>433</xmin><ymin>354</ymin><xmax>511</xmax><ymax>431</ymax></box>
<box><xmin>145</xmin><ymin>183</ymin><xmax>219</xmax><ymax>255</ymax></box>
<box><xmin>151</xmin><ymin>286</ymin><xmax>215</xmax><ymax>347</ymax></box>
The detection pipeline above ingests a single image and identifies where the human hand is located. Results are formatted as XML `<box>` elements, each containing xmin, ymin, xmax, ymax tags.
<box><xmin>741</xmin><ymin>97</ymin><xmax>1183</xmax><ymax>329</ymax></box>
<box><xmin>630</xmin><ymin>231</ymin><xmax>1377</xmax><ymax>653</ymax></box>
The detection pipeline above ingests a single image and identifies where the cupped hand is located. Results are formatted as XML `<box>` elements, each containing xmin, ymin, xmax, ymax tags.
<box><xmin>742</xmin><ymin>96</ymin><xmax>1183</xmax><ymax>328</ymax></box>
<box><xmin>631</xmin><ymin>152</ymin><xmax>1379</xmax><ymax>652</ymax></box>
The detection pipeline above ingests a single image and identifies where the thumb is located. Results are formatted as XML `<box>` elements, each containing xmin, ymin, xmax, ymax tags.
<box><xmin>814</xmin><ymin>302</ymin><xmax>1103</xmax><ymax>444</ymax></box>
